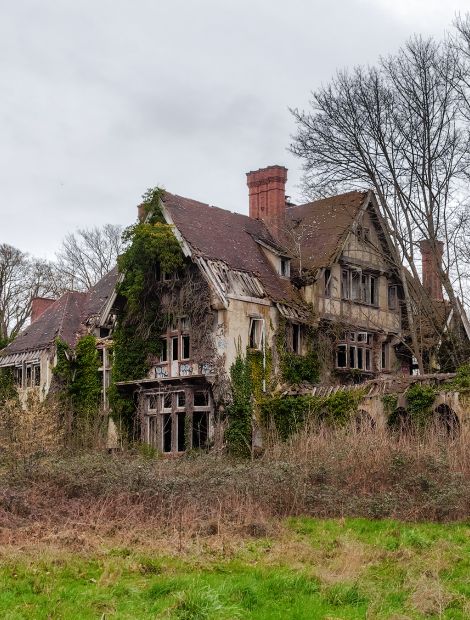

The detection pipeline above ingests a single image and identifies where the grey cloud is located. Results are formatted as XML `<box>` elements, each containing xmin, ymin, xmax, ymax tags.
<box><xmin>0</xmin><ymin>0</ymin><xmax>465</xmax><ymax>257</ymax></box>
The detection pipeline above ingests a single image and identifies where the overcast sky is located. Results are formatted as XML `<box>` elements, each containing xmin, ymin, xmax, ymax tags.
<box><xmin>2</xmin><ymin>0</ymin><xmax>470</xmax><ymax>259</ymax></box>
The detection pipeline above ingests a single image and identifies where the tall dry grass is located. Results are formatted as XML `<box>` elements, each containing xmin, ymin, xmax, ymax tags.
<box><xmin>1</xmin><ymin>420</ymin><xmax>470</xmax><ymax>548</ymax></box>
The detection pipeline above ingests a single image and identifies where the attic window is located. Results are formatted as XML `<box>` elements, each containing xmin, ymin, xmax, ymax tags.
<box><xmin>324</xmin><ymin>269</ymin><xmax>332</xmax><ymax>297</ymax></box>
<box><xmin>280</xmin><ymin>258</ymin><xmax>290</xmax><ymax>277</ymax></box>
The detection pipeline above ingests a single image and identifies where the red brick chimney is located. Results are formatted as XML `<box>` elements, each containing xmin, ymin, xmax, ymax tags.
<box><xmin>31</xmin><ymin>297</ymin><xmax>55</xmax><ymax>323</ymax></box>
<box><xmin>419</xmin><ymin>239</ymin><xmax>444</xmax><ymax>301</ymax></box>
<box><xmin>246</xmin><ymin>165</ymin><xmax>287</xmax><ymax>239</ymax></box>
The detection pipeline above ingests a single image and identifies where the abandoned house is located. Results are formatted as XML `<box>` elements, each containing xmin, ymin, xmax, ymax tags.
<box><xmin>0</xmin><ymin>269</ymin><xmax>117</xmax><ymax>403</ymax></box>
<box><xmin>1</xmin><ymin>164</ymin><xmax>466</xmax><ymax>453</ymax></box>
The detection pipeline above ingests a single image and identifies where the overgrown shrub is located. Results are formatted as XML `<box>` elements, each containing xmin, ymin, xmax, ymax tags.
<box><xmin>226</xmin><ymin>353</ymin><xmax>253</xmax><ymax>457</ymax></box>
<box><xmin>260</xmin><ymin>389</ymin><xmax>365</xmax><ymax>440</ymax></box>
<box><xmin>0</xmin><ymin>393</ymin><xmax>64</xmax><ymax>466</ymax></box>
<box><xmin>405</xmin><ymin>384</ymin><xmax>437</xmax><ymax>427</ymax></box>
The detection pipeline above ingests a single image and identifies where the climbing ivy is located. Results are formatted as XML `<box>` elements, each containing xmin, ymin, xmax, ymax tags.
<box><xmin>448</xmin><ymin>364</ymin><xmax>470</xmax><ymax>392</ymax></box>
<box><xmin>225</xmin><ymin>352</ymin><xmax>253</xmax><ymax>457</ymax></box>
<box><xmin>405</xmin><ymin>384</ymin><xmax>437</xmax><ymax>427</ymax></box>
<box><xmin>109</xmin><ymin>187</ymin><xmax>185</xmax><ymax>436</ymax></box>
<box><xmin>260</xmin><ymin>389</ymin><xmax>365</xmax><ymax>441</ymax></box>
<box><xmin>276</xmin><ymin>318</ymin><xmax>320</xmax><ymax>385</ymax></box>
<box><xmin>0</xmin><ymin>367</ymin><xmax>16</xmax><ymax>406</ymax></box>
<box><xmin>53</xmin><ymin>335</ymin><xmax>101</xmax><ymax>419</ymax></box>
<box><xmin>382</xmin><ymin>393</ymin><xmax>398</xmax><ymax>415</ymax></box>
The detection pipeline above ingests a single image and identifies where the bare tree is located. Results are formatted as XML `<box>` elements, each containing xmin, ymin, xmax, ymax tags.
<box><xmin>290</xmin><ymin>35</ymin><xmax>470</xmax><ymax>371</ymax></box>
<box><xmin>0</xmin><ymin>244</ymin><xmax>55</xmax><ymax>344</ymax></box>
<box><xmin>55</xmin><ymin>224</ymin><xmax>123</xmax><ymax>291</ymax></box>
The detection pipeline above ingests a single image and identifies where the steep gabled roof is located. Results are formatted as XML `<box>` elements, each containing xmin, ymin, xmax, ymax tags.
<box><xmin>287</xmin><ymin>191</ymin><xmax>369</xmax><ymax>271</ymax></box>
<box><xmin>83</xmin><ymin>265</ymin><xmax>119</xmax><ymax>322</ymax></box>
<box><xmin>162</xmin><ymin>191</ymin><xmax>301</xmax><ymax>305</ymax></box>
<box><xmin>0</xmin><ymin>267</ymin><xmax>119</xmax><ymax>360</ymax></box>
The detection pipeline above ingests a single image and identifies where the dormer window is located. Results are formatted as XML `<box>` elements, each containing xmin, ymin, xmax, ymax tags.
<box><xmin>280</xmin><ymin>258</ymin><xmax>290</xmax><ymax>277</ymax></box>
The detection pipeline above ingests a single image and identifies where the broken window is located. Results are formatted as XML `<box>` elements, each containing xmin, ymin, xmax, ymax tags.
<box><xmin>341</xmin><ymin>269</ymin><xmax>350</xmax><ymax>299</ymax></box>
<box><xmin>291</xmin><ymin>323</ymin><xmax>301</xmax><ymax>354</ymax></box>
<box><xmin>162</xmin><ymin>414</ymin><xmax>172</xmax><ymax>452</ymax></box>
<box><xmin>280</xmin><ymin>258</ymin><xmax>290</xmax><ymax>277</ymax></box>
<box><xmin>324</xmin><ymin>268</ymin><xmax>332</xmax><ymax>297</ymax></box>
<box><xmin>341</xmin><ymin>268</ymin><xmax>378</xmax><ymax>306</ymax></box>
<box><xmin>388</xmin><ymin>285</ymin><xmax>398</xmax><ymax>310</ymax></box>
<box><xmin>192</xmin><ymin>411</ymin><xmax>209</xmax><ymax>449</ymax></box>
<box><xmin>381</xmin><ymin>343</ymin><xmax>390</xmax><ymax>370</ymax></box>
<box><xmin>181</xmin><ymin>334</ymin><xmax>190</xmax><ymax>360</ymax></box>
<box><xmin>14</xmin><ymin>366</ymin><xmax>22</xmax><ymax>387</ymax></box>
<box><xmin>249</xmin><ymin>318</ymin><xmax>264</xmax><ymax>350</ymax></box>
<box><xmin>33</xmin><ymin>364</ymin><xmax>41</xmax><ymax>387</ymax></box>
<box><xmin>163</xmin><ymin>392</ymin><xmax>172</xmax><ymax>411</ymax></box>
<box><xmin>177</xmin><ymin>412</ymin><xmax>186</xmax><ymax>451</ymax></box>
<box><xmin>159</xmin><ymin>339</ymin><xmax>168</xmax><ymax>363</ymax></box>
<box><xmin>336</xmin><ymin>332</ymin><xmax>374</xmax><ymax>372</ymax></box>
<box><xmin>194</xmin><ymin>391</ymin><xmax>209</xmax><ymax>407</ymax></box>
<box><xmin>336</xmin><ymin>344</ymin><xmax>347</xmax><ymax>368</ymax></box>
<box><xmin>144</xmin><ymin>388</ymin><xmax>212</xmax><ymax>453</ymax></box>
<box><xmin>25</xmin><ymin>365</ymin><xmax>32</xmax><ymax>388</ymax></box>
<box><xmin>172</xmin><ymin>336</ymin><xmax>179</xmax><ymax>361</ymax></box>
<box><xmin>177</xmin><ymin>391</ymin><xmax>186</xmax><ymax>408</ymax></box>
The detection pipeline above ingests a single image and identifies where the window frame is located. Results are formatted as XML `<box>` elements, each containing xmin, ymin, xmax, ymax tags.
<box><xmin>335</xmin><ymin>331</ymin><xmax>374</xmax><ymax>372</ymax></box>
<box><xmin>341</xmin><ymin>267</ymin><xmax>378</xmax><ymax>307</ymax></box>
<box><xmin>249</xmin><ymin>317</ymin><xmax>264</xmax><ymax>350</ymax></box>
<box><xmin>324</xmin><ymin>268</ymin><xmax>332</xmax><ymax>297</ymax></box>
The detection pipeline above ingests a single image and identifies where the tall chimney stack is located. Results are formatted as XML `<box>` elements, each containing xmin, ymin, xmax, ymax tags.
<box><xmin>246</xmin><ymin>165</ymin><xmax>287</xmax><ymax>239</ymax></box>
<box><xmin>31</xmin><ymin>297</ymin><xmax>55</xmax><ymax>323</ymax></box>
<box><xmin>419</xmin><ymin>239</ymin><xmax>444</xmax><ymax>301</ymax></box>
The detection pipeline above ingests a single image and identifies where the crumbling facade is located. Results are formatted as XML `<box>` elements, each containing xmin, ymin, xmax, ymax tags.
<box><xmin>2</xmin><ymin>164</ymin><xmax>468</xmax><ymax>453</ymax></box>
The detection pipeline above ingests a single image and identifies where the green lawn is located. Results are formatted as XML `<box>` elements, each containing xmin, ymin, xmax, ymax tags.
<box><xmin>2</xmin><ymin>518</ymin><xmax>470</xmax><ymax>619</ymax></box>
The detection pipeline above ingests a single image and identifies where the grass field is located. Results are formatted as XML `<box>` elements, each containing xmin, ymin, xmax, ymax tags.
<box><xmin>2</xmin><ymin>517</ymin><xmax>470</xmax><ymax>619</ymax></box>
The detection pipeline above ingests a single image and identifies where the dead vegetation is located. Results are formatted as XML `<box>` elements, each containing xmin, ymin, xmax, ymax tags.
<box><xmin>1</xmin><ymin>422</ymin><xmax>470</xmax><ymax>550</ymax></box>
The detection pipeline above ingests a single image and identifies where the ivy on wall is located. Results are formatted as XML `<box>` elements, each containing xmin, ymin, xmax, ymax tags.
<box><xmin>276</xmin><ymin>318</ymin><xmax>320</xmax><ymax>385</ymax></box>
<box><xmin>0</xmin><ymin>367</ymin><xmax>16</xmax><ymax>406</ymax></box>
<box><xmin>259</xmin><ymin>389</ymin><xmax>365</xmax><ymax>441</ymax></box>
<box><xmin>53</xmin><ymin>335</ymin><xmax>101</xmax><ymax>419</ymax></box>
<box><xmin>109</xmin><ymin>188</ymin><xmax>185</xmax><ymax>435</ymax></box>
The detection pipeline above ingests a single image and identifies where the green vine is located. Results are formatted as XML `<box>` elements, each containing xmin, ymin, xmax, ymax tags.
<box><xmin>109</xmin><ymin>187</ymin><xmax>184</xmax><ymax>436</ymax></box>
<box><xmin>405</xmin><ymin>384</ymin><xmax>437</xmax><ymax>427</ymax></box>
<box><xmin>0</xmin><ymin>367</ymin><xmax>16</xmax><ymax>406</ymax></box>
<box><xmin>53</xmin><ymin>335</ymin><xmax>101</xmax><ymax>419</ymax></box>
<box><xmin>276</xmin><ymin>318</ymin><xmax>320</xmax><ymax>385</ymax></box>
<box><xmin>382</xmin><ymin>394</ymin><xmax>398</xmax><ymax>415</ymax></box>
<box><xmin>226</xmin><ymin>351</ymin><xmax>253</xmax><ymax>457</ymax></box>
<box><xmin>260</xmin><ymin>388</ymin><xmax>365</xmax><ymax>440</ymax></box>
<box><xmin>447</xmin><ymin>364</ymin><xmax>470</xmax><ymax>392</ymax></box>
